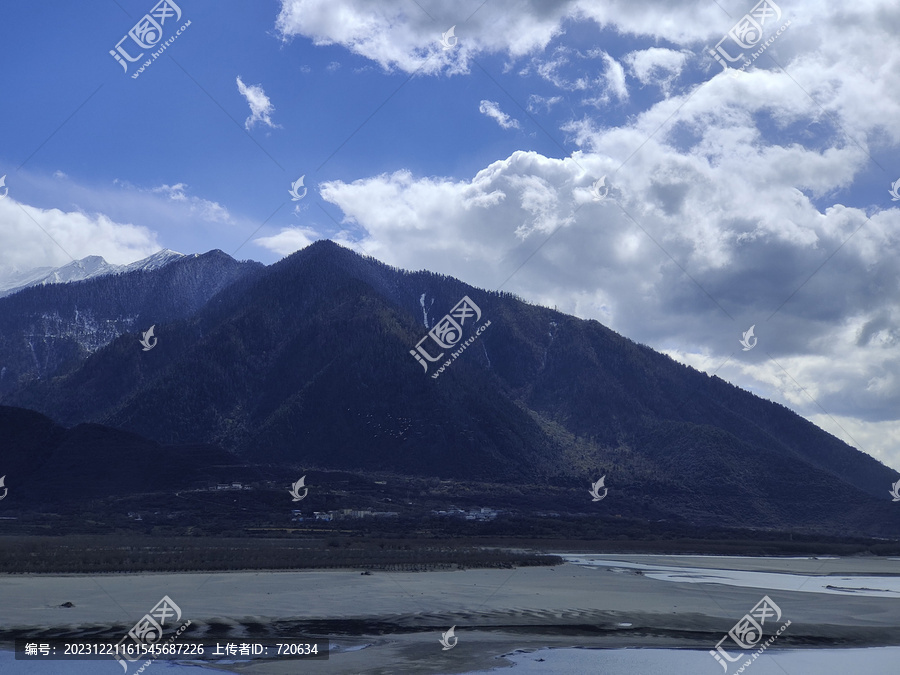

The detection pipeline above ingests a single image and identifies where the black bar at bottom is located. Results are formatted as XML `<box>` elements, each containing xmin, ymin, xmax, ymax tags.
<box><xmin>15</xmin><ymin>638</ymin><xmax>329</xmax><ymax>660</ymax></box>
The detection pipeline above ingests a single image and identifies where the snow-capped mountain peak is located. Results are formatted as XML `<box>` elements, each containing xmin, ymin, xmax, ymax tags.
<box><xmin>0</xmin><ymin>249</ymin><xmax>185</xmax><ymax>298</ymax></box>
<box><xmin>120</xmin><ymin>249</ymin><xmax>186</xmax><ymax>273</ymax></box>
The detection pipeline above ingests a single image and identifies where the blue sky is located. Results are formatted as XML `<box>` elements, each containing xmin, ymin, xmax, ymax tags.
<box><xmin>0</xmin><ymin>0</ymin><xmax>697</xmax><ymax>261</ymax></box>
<box><xmin>2</xmin><ymin>0</ymin><xmax>900</xmax><ymax>470</ymax></box>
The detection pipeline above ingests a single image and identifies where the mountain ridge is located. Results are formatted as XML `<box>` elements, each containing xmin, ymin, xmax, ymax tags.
<box><xmin>2</xmin><ymin>240</ymin><xmax>897</xmax><ymax>536</ymax></box>
<box><xmin>0</xmin><ymin>249</ymin><xmax>262</xmax><ymax>394</ymax></box>
<box><xmin>0</xmin><ymin>248</ymin><xmax>187</xmax><ymax>298</ymax></box>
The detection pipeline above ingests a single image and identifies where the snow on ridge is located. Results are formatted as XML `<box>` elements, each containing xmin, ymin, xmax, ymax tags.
<box><xmin>0</xmin><ymin>249</ymin><xmax>186</xmax><ymax>298</ymax></box>
<box><xmin>121</xmin><ymin>248</ymin><xmax>185</xmax><ymax>273</ymax></box>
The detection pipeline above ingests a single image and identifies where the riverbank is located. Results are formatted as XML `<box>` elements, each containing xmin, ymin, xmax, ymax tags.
<box><xmin>1</xmin><ymin>554</ymin><xmax>898</xmax><ymax>673</ymax></box>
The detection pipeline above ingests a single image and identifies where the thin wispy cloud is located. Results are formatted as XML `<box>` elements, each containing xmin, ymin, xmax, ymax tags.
<box><xmin>479</xmin><ymin>100</ymin><xmax>521</xmax><ymax>130</ymax></box>
<box><xmin>150</xmin><ymin>183</ymin><xmax>233</xmax><ymax>223</ymax></box>
<box><xmin>236</xmin><ymin>76</ymin><xmax>280</xmax><ymax>130</ymax></box>
<box><xmin>527</xmin><ymin>94</ymin><xmax>563</xmax><ymax>113</ymax></box>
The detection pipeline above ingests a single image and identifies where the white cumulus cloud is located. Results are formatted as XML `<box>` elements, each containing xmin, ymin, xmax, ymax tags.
<box><xmin>0</xmin><ymin>196</ymin><xmax>160</xmax><ymax>279</ymax></box>
<box><xmin>265</xmin><ymin>0</ymin><xmax>900</xmax><ymax>471</ymax></box>
<box><xmin>254</xmin><ymin>226</ymin><xmax>320</xmax><ymax>256</ymax></box>
<box><xmin>624</xmin><ymin>47</ymin><xmax>688</xmax><ymax>93</ymax></box>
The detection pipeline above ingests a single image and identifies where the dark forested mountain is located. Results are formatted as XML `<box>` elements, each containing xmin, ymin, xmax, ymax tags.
<box><xmin>2</xmin><ymin>241</ymin><xmax>898</xmax><ymax>535</ymax></box>
<box><xmin>0</xmin><ymin>250</ymin><xmax>262</xmax><ymax>395</ymax></box>
<box><xmin>0</xmin><ymin>406</ymin><xmax>251</xmax><ymax>504</ymax></box>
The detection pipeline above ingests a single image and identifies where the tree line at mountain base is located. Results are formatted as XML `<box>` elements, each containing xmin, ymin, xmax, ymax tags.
<box><xmin>0</xmin><ymin>532</ymin><xmax>898</xmax><ymax>574</ymax></box>
<box><xmin>0</xmin><ymin>535</ymin><xmax>560</xmax><ymax>574</ymax></box>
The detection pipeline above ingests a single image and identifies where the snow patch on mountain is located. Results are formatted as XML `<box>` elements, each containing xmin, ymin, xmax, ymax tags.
<box><xmin>23</xmin><ymin>309</ymin><xmax>141</xmax><ymax>366</ymax></box>
<box><xmin>419</xmin><ymin>293</ymin><xmax>434</xmax><ymax>328</ymax></box>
